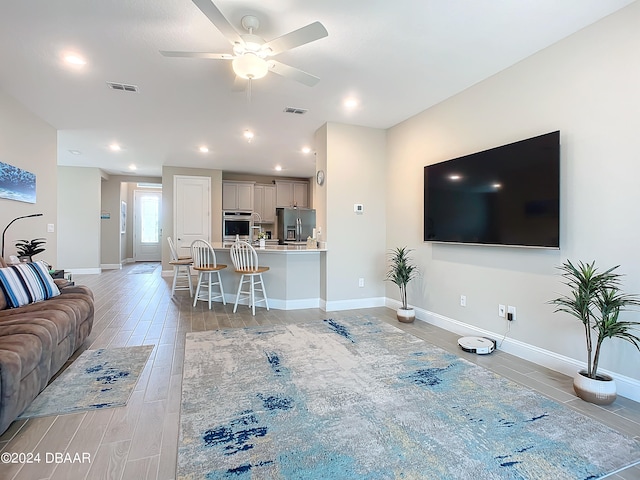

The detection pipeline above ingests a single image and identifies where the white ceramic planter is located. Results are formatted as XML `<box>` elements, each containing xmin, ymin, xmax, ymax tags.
<box><xmin>573</xmin><ymin>370</ymin><xmax>617</xmax><ymax>405</ymax></box>
<box><xmin>396</xmin><ymin>308</ymin><xmax>415</xmax><ymax>323</ymax></box>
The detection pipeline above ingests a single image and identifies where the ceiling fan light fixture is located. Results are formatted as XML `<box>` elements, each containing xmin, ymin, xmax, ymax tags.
<box><xmin>233</xmin><ymin>53</ymin><xmax>268</xmax><ymax>80</ymax></box>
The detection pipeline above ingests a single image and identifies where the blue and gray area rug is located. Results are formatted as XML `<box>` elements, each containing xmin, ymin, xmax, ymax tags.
<box><xmin>19</xmin><ymin>345</ymin><xmax>153</xmax><ymax>418</ymax></box>
<box><xmin>178</xmin><ymin>316</ymin><xmax>640</xmax><ymax>479</ymax></box>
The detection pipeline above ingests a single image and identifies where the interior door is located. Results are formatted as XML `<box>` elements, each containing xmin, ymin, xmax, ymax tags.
<box><xmin>174</xmin><ymin>175</ymin><xmax>211</xmax><ymax>257</ymax></box>
<box><xmin>134</xmin><ymin>190</ymin><xmax>162</xmax><ymax>261</ymax></box>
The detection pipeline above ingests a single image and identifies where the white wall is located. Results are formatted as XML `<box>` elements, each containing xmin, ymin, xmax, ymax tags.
<box><xmin>386</xmin><ymin>2</ymin><xmax>640</xmax><ymax>389</ymax></box>
<box><xmin>0</xmin><ymin>89</ymin><xmax>58</xmax><ymax>266</ymax></box>
<box><xmin>57</xmin><ymin>166</ymin><xmax>101</xmax><ymax>273</ymax></box>
<box><xmin>321</xmin><ymin>123</ymin><xmax>387</xmax><ymax>310</ymax></box>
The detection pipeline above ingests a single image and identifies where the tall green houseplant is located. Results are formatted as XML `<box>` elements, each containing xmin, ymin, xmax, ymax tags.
<box><xmin>550</xmin><ymin>260</ymin><xmax>640</xmax><ymax>380</ymax></box>
<box><xmin>386</xmin><ymin>247</ymin><xmax>418</xmax><ymax>315</ymax></box>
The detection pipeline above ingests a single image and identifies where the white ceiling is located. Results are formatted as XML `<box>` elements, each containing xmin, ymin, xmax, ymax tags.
<box><xmin>0</xmin><ymin>0</ymin><xmax>634</xmax><ymax>178</ymax></box>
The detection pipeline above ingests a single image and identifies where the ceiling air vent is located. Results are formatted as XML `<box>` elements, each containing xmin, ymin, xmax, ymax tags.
<box><xmin>107</xmin><ymin>82</ymin><xmax>139</xmax><ymax>93</ymax></box>
<box><xmin>283</xmin><ymin>107</ymin><xmax>308</xmax><ymax>115</ymax></box>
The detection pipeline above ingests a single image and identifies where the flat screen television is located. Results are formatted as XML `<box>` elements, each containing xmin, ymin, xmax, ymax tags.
<box><xmin>423</xmin><ymin>131</ymin><xmax>560</xmax><ymax>248</ymax></box>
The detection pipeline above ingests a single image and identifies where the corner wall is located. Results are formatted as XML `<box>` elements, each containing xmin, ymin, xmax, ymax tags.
<box><xmin>57</xmin><ymin>166</ymin><xmax>101</xmax><ymax>272</ymax></box>
<box><xmin>320</xmin><ymin>123</ymin><xmax>387</xmax><ymax>310</ymax></box>
<box><xmin>386</xmin><ymin>2</ymin><xmax>640</xmax><ymax>392</ymax></box>
<box><xmin>0</xmin><ymin>89</ymin><xmax>58</xmax><ymax>266</ymax></box>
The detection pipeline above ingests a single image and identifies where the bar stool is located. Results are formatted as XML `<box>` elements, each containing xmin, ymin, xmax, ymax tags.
<box><xmin>230</xmin><ymin>240</ymin><xmax>269</xmax><ymax>315</ymax></box>
<box><xmin>167</xmin><ymin>237</ymin><xmax>193</xmax><ymax>297</ymax></box>
<box><xmin>191</xmin><ymin>239</ymin><xmax>226</xmax><ymax>309</ymax></box>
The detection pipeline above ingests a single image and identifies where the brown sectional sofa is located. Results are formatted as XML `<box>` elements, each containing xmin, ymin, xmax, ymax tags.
<box><xmin>0</xmin><ymin>257</ymin><xmax>94</xmax><ymax>435</ymax></box>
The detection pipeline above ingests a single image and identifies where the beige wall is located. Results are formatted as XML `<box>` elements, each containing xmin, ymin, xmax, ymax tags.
<box><xmin>320</xmin><ymin>122</ymin><xmax>387</xmax><ymax>309</ymax></box>
<box><xmin>57</xmin><ymin>166</ymin><xmax>102</xmax><ymax>272</ymax></box>
<box><xmin>386</xmin><ymin>2</ymin><xmax>640</xmax><ymax>383</ymax></box>
<box><xmin>0</xmin><ymin>89</ymin><xmax>58</xmax><ymax>266</ymax></box>
<box><xmin>100</xmin><ymin>175</ymin><xmax>162</xmax><ymax>268</ymax></box>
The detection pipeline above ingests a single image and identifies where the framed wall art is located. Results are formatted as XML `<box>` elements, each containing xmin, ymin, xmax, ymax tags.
<box><xmin>0</xmin><ymin>161</ymin><xmax>36</xmax><ymax>204</ymax></box>
<box><xmin>121</xmin><ymin>201</ymin><xmax>127</xmax><ymax>234</ymax></box>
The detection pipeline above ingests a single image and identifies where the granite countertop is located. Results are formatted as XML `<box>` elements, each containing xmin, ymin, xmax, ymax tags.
<box><xmin>211</xmin><ymin>242</ymin><xmax>327</xmax><ymax>253</ymax></box>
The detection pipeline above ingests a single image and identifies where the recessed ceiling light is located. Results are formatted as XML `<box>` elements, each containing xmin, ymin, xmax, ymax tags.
<box><xmin>492</xmin><ymin>183</ymin><xmax>502</xmax><ymax>189</ymax></box>
<box><xmin>344</xmin><ymin>97</ymin><xmax>359</xmax><ymax>109</ymax></box>
<box><xmin>68</xmin><ymin>150</ymin><xmax>82</xmax><ymax>155</ymax></box>
<box><xmin>109</xmin><ymin>143</ymin><xmax>121</xmax><ymax>151</ymax></box>
<box><xmin>275</xmin><ymin>165</ymin><xmax>282</xmax><ymax>171</ymax></box>
<box><xmin>448</xmin><ymin>174</ymin><xmax>461</xmax><ymax>181</ymax></box>
<box><xmin>128</xmin><ymin>164</ymin><xmax>137</xmax><ymax>171</ymax></box>
<box><xmin>301</xmin><ymin>146</ymin><xmax>312</xmax><ymax>154</ymax></box>
<box><xmin>243</xmin><ymin>130</ymin><xmax>254</xmax><ymax>140</ymax></box>
<box><xmin>199</xmin><ymin>146</ymin><xmax>209</xmax><ymax>153</ymax></box>
<box><xmin>64</xmin><ymin>54</ymin><xmax>86</xmax><ymax>66</ymax></box>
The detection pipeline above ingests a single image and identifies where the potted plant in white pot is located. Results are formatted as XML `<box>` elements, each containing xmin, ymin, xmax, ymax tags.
<box><xmin>386</xmin><ymin>246</ymin><xmax>418</xmax><ymax>323</ymax></box>
<box><xmin>550</xmin><ymin>260</ymin><xmax>640</xmax><ymax>405</ymax></box>
<box><xmin>15</xmin><ymin>238</ymin><xmax>46</xmax><ymax>263</ymax></box>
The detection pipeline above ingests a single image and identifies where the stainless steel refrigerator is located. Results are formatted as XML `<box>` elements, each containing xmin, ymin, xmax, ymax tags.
<box><xmin>276</xmin><ymin>207</ymin><xmax>316</xmax><ymax>244</ymax></box>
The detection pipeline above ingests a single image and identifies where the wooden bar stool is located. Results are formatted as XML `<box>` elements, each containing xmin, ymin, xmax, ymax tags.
<box><xmin>167</xmin><ymin>237</ymin><xmax>193</xmax><ymax>297</ymax></box>
<box><xmin>191</xmin><ymin>239</ymin><xmax>226</xmax><ymax>309</ymax></box>
<box><xmin>229</xmin><ymin>240</ymin><xmax>269</xmax><ymax>315</ymax></box>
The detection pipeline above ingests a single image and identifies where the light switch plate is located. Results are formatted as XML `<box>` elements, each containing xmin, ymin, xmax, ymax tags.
<box><xmin>47</xmin><ymin>223</ymin><xmax>55</xmax><ymax>233</ymax></box>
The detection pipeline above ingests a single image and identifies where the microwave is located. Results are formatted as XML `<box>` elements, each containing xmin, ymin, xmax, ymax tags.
<box><xmin>223</xmin><ymin>211</ymin><xmax>252</xmax><ymax>242</ymax></box>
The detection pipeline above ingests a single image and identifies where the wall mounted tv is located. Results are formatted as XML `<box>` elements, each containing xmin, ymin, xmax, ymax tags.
<box><xmin>423</xmin><ymin>131</ymin><xmax>560</xmax><ymax>248</ymax></box>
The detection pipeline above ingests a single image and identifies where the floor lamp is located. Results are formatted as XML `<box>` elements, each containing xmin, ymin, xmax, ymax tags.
<box><xmin>1</xmin><ymin>213</ymin><xmax>43</xmax><ymax>259</ymax></box>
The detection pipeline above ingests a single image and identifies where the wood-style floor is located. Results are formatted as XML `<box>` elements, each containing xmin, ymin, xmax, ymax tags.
<box><xmin>1</xmin><ymin>263</ymin><xmax>639</xmax><ymax>479</ymax></box>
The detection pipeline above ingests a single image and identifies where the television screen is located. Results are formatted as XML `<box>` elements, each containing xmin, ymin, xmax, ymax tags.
<box><xmin>423</xmin><ymin>131</ymin><xmax>560</xmax><ymax>248</ymax></box>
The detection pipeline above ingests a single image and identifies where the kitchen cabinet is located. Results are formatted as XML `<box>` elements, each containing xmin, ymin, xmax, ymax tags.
<box><xmin>275</xmin><ymin>181</ymin><xmax>308</xmax><ymax>208</ymax></box>
<box><xmin>223</xmin><ymin>181</ymin><xmax>254</xmax><ymax>211</ymax></box>
<box><xmin>254</xmin><ymin>184</ymin><xmax>276</xmax><ymax>223</ymax></box>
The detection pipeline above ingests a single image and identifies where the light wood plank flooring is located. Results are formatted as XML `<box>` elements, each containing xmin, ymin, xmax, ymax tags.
<box><xmin>1</xmin><ymin>263</ymin><xmax>639</xmax><ymax>479</ymax></box>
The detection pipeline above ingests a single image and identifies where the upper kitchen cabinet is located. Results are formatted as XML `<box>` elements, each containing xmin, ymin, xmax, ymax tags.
<box><xmin>222</xmin><ymin>181</ymin><xmax>255</xmax><ymax>211</ymax></box>
<box><xmin>254</xmin><ymin>184</ymin><xmax>276</xmax><ymax>223</ymax></box>
<box><xmin>276</xmin><ymin>180</ymin><xmax>308</xmax><ymax>208</ymax></box>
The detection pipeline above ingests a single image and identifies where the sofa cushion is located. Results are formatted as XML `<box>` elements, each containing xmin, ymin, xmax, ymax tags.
<box><xmin>0</xmin><ymin>261</ymin><xmax>60</xmax><ymax>308</ymax></box>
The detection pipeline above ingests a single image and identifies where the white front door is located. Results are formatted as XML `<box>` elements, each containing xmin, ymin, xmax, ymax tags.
<box><xmin>134</xmin><ymin>190</ymin><xmax>162</xmax><ymax>261</ymax></box>
<box><xmin>174</xmin><ymin>175</ymin><xmax>211</xmax><ymax>258</ymax></box>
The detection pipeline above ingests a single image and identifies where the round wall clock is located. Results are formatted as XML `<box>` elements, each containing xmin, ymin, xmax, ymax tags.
<box><xmin>316</xmin><ymin>169</ymin><xmax>325</xmax><ymax>185</ymax></box>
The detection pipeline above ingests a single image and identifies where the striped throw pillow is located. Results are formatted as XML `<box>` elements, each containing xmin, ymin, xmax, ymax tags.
<box><xmin>0</xmin><ymin>261</ymin><xmax>61</xmax><ymax>308</ymax></box>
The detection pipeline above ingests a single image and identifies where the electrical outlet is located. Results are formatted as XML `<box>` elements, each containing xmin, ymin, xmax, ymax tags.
<box><xmin>358</xmin><ymin>278</ymin><xmax>365</xmax><ymax>288</ymax></box>
<box><xmin>507</xmin><ymin>305</ymin><xmax>516</xmax><ymax>321</ymax></box>
<box><xmin>47</xmin><ymin>223</ymin><xmax>55</xmax><ymax>233</ymax></box>
<box><xmin>498</xmin><ymin>304</ymin><xmax>506</xmax><ymax>318</ymax></box>
<box><xmin>460</xmin><ymin>295</ymin><xmax>466</xmax><ymax>307</ymax></box>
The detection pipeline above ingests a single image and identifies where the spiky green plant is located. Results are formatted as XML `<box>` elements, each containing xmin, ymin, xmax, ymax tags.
<box><xmin>15</xmin><ymin>238</ymin><xmax>46</xmax><ymax>259</ymax></box>
<box><xmin>385</xmin><ymin>247</ymin><xmax>418</xmax><ymax>310</ymax></box>
<box><xmin>550</xmin><ymin>260</ymin><xmax>640</xmax><ymax>379</ymax></box>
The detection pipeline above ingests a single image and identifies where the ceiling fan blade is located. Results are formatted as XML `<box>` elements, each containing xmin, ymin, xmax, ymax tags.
<box><xmin>268</xmin><ymin>60</ymin><xmax>320</xmax><ymax>87</ymax></box>
<box><xmin>159</xmin><ymin>51</ymin><xmax>234</xmax><ymax>60</ymax></box>
<box><xmin>263</xmin><ymin>21</ymin><xmax>328</xmax><ymax>56</ymax></box>
<box><xmin>192</xmin><ymin>0</ymin><xmax>243</xmax><ymax>46</ymax></box>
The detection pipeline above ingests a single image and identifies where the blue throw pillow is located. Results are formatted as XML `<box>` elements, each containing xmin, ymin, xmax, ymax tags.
<box><xmin>0</xmin><ymin>261</ymin><xmax>61</xmax><ymax>308</ymax></box>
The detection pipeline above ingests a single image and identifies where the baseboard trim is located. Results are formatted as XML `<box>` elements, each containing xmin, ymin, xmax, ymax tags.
<box><xmin>385</xmin><ymin>299</ymin><xmax>640</xmax><ymax>403</ymax></box>
<box><xmin>217</xmin><ymin>294</ymin><xmax>320</xmax><ymax>311</ymax></box>
<box><xmin>100</xmin><ymin>264</ymin><xmax>122</xmax><ymax>270</ymax></box>
<box><xmin>325</xmin><ymin>297</ymin><xmax>386</xmax><ymax>312</ymax></box>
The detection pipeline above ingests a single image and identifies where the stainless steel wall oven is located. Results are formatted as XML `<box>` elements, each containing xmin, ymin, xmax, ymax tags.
<box><xmin>223</xmin><ymin>211</ymin><xmax>252</xmax><ymax>242</ymax></box>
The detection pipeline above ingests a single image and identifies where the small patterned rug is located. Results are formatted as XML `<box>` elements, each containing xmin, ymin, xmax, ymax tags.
<box><xmin>178</xmin><ymin>316</ymin><xmax>640</xmax><ymax>479</ymax></box>
<box><xmin>19</xmin><ymin>345</ymin><xmax>153</xmax><ymax>418</ymax></box>
<box><xmin>128</xmin><ymin>262</ymin><xmax>160</xmax><ymax>274</ymax></box>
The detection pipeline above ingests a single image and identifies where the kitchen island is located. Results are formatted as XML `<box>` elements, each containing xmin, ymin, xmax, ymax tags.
<box><xmin>196</xmin><ymin>242</ymin><xmax>326</xmax><ymax>310</ymax></box>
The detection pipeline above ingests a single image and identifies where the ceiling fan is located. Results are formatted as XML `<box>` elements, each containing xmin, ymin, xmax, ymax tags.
<box><xmin>160</xmin><ymin>0</ymin><xmax>328</xmax><ymax>87</ymax></box>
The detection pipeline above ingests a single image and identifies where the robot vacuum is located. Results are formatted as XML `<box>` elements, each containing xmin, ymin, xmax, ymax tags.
<box><xmin>458</xmin><ymin>336</ymin><xmax>496</xmax><ymax>355</ymax></box>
